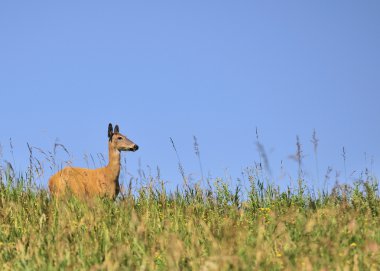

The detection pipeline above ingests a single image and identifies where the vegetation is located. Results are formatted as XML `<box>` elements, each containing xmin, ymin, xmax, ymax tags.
<box><xmin>0</xmin><ymin>139</ymin><xmax>379</xmax><ymax>270</ymax></box>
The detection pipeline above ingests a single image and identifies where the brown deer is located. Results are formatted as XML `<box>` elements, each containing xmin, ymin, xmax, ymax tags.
<box><xmin>48</xmin><ymin>123</ymin><xmax>138</xmax><ymax>199</ymax></box>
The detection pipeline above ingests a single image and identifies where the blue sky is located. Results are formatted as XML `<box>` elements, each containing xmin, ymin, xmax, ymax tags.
<box><xmin>1</xmin><ymin>1</ymin><xmax>379</xmax><ymax>191</ymax></box>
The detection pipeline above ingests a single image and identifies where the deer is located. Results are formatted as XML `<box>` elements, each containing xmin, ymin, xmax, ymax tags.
<box><xmin>48</xmin><ymin>123</ymin><xmax>139</xmax><ymax>200</ymax></box>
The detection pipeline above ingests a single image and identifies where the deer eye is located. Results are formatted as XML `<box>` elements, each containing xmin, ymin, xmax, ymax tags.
<box><xmin>117</xmin><ymin>136</ymin><xmax>123</xmax><ymax>140</ymax></box>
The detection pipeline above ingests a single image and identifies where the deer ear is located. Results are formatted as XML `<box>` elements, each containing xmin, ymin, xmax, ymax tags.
<box><xmin>114</xmin><ymin>125</ymin><xmax>120</xmax><ymax>133</ymax></box>
<box><xmin>108</xmin><ymin>123</ymin><xmax>113</xmax><ymax>139</ymax></box>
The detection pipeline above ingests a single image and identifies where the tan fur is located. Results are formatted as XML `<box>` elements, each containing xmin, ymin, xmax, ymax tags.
<box><xmin>48</xmin><ymin>124</ymin><xmax>138</xmax><ymax>200</ymax></box>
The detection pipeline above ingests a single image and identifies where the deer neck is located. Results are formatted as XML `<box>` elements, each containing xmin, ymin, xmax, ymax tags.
<box><xmin>106</xmin><ymin>143</ymin><xmax>121</xmax><ymax>182</ymax></box>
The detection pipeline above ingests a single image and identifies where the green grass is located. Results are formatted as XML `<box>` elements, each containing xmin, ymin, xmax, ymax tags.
<box><xmin>0</xmin><ymin>167</ymin><xmax>379</xmax><ymax>271</ymax></box>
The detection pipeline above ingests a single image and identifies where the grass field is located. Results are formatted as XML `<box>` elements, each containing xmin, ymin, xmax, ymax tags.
<box><xmin>0</xmin><ymin>150</ymin><xmax>379</xmax><ymax>270</ymax></box>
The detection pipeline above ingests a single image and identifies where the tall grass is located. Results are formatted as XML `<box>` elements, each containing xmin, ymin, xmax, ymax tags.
<box><xmin>0</xmin><ymin>141</ymin><xmax>379</xmax><ymax>270</ymax></box>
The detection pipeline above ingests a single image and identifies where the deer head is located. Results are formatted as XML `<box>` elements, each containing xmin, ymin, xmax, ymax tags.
<box><xmin>108</xmin><ymin>123</ymin><xmax>139</xmax><ymax>152</ymax></box>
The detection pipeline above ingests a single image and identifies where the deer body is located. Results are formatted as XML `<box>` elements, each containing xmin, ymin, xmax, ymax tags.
<box><xmin>48</xmin><ymin>123</ymin><xmax>138</xmax><ymax>199</ymax></box>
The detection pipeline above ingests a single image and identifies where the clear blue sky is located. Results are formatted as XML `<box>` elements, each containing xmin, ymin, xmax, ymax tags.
<box><xmin>1</xmin><ymin>1</ymin><xmax>379</xmax><ymax>191</ymax></box>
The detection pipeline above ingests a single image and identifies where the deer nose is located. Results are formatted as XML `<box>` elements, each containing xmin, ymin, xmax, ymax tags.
<box><xmin>133</xmin><ymin>144</ymin><xmax>139</xmax><ymax>151</ymax></box>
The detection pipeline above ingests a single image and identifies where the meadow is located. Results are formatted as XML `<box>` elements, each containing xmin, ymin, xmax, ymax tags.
<box><xmin>0</xmin><ymin>142</ymin><xmax>379</xmax><ymax>270</ymax></box>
